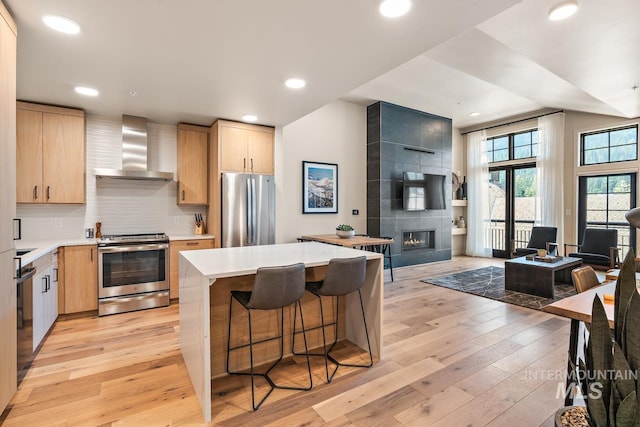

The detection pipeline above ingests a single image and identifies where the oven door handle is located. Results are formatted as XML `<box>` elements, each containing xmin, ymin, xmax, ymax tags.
<box><xmin>98</xmin><ymin>243</ymin><xmax>169</xmax><ymax>253</ymax></box>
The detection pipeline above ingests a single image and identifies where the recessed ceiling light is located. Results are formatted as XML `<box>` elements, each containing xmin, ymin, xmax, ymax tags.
<box><xmin>42</xmin><ymin>14</ymin><xmax>81</xmax><ymax>34</ymax></box>
<box><xmin>548</xmin><ymin>0</ymin><xmax>578</xmax><ymax>21</ymax></box>
<box><xmin>128</xmin><ymin>90</ymin><xmax>138</xmax><ymax>97</ymax></box>
<box><xmin>285</xmin><ymin>78</ymin><xmax>306</xmax><ymax>89</ymax></box>
<box><xmin>242</xmin><ymin>114</ymin><xmax>258</xmax><ymax>123</ymax></box>
<box><xmin>74</xmin><ymin>86</ymin><xmax>99</xmax><ymax>97</ymax></box>
<box><xmin>470</xmin><ymin>112</ymin><xmax>480</xmax><ymax>117</ymax></box>
<box><xmin>379</xmin><ymin>0</ymin><xmax>411</xmax><ymax>18</ymax></box>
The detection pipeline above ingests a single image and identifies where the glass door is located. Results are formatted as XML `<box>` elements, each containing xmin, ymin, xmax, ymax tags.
<box><xmin>488</xmin><ymin>169</ymin><xmax>509</xmax><ymax>257</ymax></box>
<box><xmin>513</xmin><ymin>166</ymin><xmax>537</xmax><ymax>251</ymax></box>
<box><xmin>488</xmin><ymin>164</ymin><xmax>537</xmax><ymax>258</ymax></box>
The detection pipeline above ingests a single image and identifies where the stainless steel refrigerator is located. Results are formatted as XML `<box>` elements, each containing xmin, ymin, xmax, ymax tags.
<box><xmin>221</xmin><ymin>173</ymin><xmax>275</xmax><ymax>247</ymax></box>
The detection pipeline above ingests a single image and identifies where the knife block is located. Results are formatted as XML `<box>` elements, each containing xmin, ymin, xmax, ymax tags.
<box><xmin>195</xmin><ymin>223</ymin><xmax>204</xmax><ymax>235</ymax></box>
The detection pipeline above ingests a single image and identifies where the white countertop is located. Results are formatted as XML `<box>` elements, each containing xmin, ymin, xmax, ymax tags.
<box><xmin>168</xmin><ymin>234</ymin><xmax>215</xmax><ymax>241</ymax></box>
<box><xmin>15</xmin><ymin>238</ymin><xmax>98</xmax><ymax>265</ymax></box>
<box><xmin>15</xmin><ymin>234</ymin><xmax>215</xmax><ymax>265</ymax></box>
<box><xmin>180</xmin><ymin>241</ymin><xmax>382</xmax><ymax>280</ymax></box>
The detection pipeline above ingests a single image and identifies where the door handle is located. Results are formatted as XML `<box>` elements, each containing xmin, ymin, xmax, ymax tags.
<box><xmin>53</xmin><ymin>268</ymin><xmax>58</xmax><ymax>283</ymax></box>
<box><xmin>251</xmin><ymin>158</ymin><xmax>254</xmax><ymax>172</ymax></box>
<box><xmin>46</xmin><ymin>186</ymin><xmax>51</xmax><ymax>200</ymax></box>
<box><xmin>14</xmin><ymin>257</ymin><xmax>21</xmax><ymax>280</ymax></box>
<box><xmin>243</xmin><ymin>158</ymin><xmax>246</xmax><ymax>171</ymax></box>
<box><xmin>246</xmin><ymin>178</ymin><xmax>251</xmax><ymax>242</ymax></box>
<box><xmin>250</xmin><ymin>177</ymin><xmax>257</xmax><ymax>244</ymax></box>
<box><xmin>42</xmin><ymin>276</ymin><xmax>47</xmax><ymax>293</ymax></box>
<box><xmin>182</xmin><ymin>190</ymin><xmax>185</xmax><ymax>201</ymax></box>
<box><xmin>13</xmin><ymin>218</ymin><xmax>21</xmax><ymax>240</ymax></box>
<box><xmin>186</xmin><ymin>242</ymin><xmax>198</xmax><ymax>246</ymax></box>
<box><xmin>34</xmin><ymin>185</ymin><xmax>38</xmax><ymax>200</ymax></box>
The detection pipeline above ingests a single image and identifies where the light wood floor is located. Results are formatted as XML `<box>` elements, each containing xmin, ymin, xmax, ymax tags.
<box><xmin>1</xmin><ymin>256</ymin><xmax>570</xmax><ymax>426</ymax></box>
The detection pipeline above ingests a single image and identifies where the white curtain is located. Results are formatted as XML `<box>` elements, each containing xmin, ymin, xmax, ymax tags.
<box><xmin>465</xmin><ymin>130</ymin><xmax>491</xmax><ymax>257</ymax></box>
<box><xmin>536</xmin><ymin>113</ymin><xmax>565</xmax><ymax>251</ymax></box>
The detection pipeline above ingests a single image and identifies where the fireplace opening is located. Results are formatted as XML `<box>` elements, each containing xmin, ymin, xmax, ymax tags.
<box><xmin>402</xmin><ymin>230</ymin><xmax>436</xmax><ymax>252</ymax></box>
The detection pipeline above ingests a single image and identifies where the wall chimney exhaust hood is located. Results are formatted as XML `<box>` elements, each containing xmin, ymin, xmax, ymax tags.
<box><xmin>93</xmin><ymin>115</ymin><xmax>174</xmax><ymax>181</ymax></box>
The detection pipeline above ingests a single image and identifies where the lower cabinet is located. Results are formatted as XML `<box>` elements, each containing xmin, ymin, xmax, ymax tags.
<box><xmin>169</xmin><ymin>238</ymin><xmax>214</xmax><ymax>299</ymax></box>
<box><xmin>61</xmin><ymin>245</ymin><xmax>98</xmax><ymax>314</ymax></box>
<box><xmin>32</xmin><ymin>250</ymin><xmax>58</xmax><ymax>350</ymax></box>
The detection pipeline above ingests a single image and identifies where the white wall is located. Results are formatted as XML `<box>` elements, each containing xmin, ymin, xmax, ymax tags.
<box><xmin>17</xmin><ymin>116</ymin><xmax>203</xmax><ymax>240</ymax></box>
<box><xmin>276</xmin><ymin>100</ymin><xmax>367</xmax><ymax>243</ymax></box>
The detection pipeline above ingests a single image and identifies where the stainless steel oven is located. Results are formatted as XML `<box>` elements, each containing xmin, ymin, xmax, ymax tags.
<box><xmin>98</xmin><ymin>233</ymin><xmax>169</xmax><ymax>316</ymax></box>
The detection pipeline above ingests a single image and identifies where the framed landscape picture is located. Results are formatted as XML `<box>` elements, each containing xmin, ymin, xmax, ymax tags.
<box><xmin>302</xmin><ymin>161</ymin><xmax>338</xmax><ymax>214</ymax></box>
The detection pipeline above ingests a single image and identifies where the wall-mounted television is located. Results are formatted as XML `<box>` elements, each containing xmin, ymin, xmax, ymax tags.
<box><xmin>402</xmin><ymin>172</ymin><xmax>446</xmax><ymax>211</ymax></box>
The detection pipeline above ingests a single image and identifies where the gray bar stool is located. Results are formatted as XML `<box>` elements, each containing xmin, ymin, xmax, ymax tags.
<box><xmin>292</xmin><ymin>256</ymin><xmax>373</xmax><ymax>383</ymax></box>
<box><xmin>226</xmin><ymin>262</ymin><xmax>312</xmax><ymax>411</ymax></box>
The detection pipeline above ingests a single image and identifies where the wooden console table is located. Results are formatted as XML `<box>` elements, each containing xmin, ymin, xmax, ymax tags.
<box><xmin>543</xmin><ymin>281</ymin><xmax>614</xmax><ymax>406</ymax></box>
<box><xmin>301</xmin><ymin>234</ymin><xmax>393</xmax><ymax>249</ymax></box>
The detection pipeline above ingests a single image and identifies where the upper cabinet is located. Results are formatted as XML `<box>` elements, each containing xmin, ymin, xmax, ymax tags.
<box><xmin>216</xmin><ymin>120</ymin><xmax>274</xmax><ymax>174</ymax></box>
<box><xmin>0</xmin><ymin>1</ymin><xmax>16</xmax><ymax>253</ymax></box>
<box><xmin>16</xmin><ymin>102</ymin><xmax>85</xmax><ymax>204</ymax></box>
<box><xmin>177</xmin><ymin>124</ymin><xmax>208</xmax><ymax>205</ymax></box>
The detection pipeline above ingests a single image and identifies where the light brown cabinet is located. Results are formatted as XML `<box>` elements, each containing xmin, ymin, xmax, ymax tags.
<box><xmin>61</xmin><ymin>245</ymin><xmax>98</xmax><ymax>313</ymax></box>
<box><xmin>217</xmin><ymin>120</ymin><xmax>274</xmax><ymax>174</ymax></box>
<box><xmin>177</xmin><ymin>124</ymin><xmax>209</xmax><ymax>205</ymax></box>
<box><xmin>16</xmin><ymin>102</ymin><xmax>85</xmax><ymax>204</ymax></box>
<box><xmin>169</xmin><ymin>238</ymin><xmax>214</xmax><ymax>299</ymax></box>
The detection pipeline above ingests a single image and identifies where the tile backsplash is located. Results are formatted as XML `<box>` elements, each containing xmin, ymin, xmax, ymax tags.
<box><xmin>17</xmin><ymin>115</ymin><xmax>206</xmax><ymax>240</ymax></box>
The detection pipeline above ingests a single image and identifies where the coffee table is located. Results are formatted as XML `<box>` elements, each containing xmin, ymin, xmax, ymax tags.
<box><xmin>505</xmin><ymin>256</ymin><xmax>582</xmax><ymax>298</ymax></box>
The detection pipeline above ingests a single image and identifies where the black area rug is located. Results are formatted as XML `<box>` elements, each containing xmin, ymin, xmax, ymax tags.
<box><xmin>420</xmin><ymin>266</ymin><xmax>576</xmax><ymax>311</ymax></box>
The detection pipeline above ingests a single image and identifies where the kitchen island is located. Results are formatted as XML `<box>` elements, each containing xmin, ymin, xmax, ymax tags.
<box><xmin>178</xmin><ymin>241</ymin><xmax>383</xmax><ymax>422</ymax></box>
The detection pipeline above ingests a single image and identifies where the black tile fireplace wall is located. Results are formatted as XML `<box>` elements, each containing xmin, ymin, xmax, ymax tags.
<box><xmin>367</xmin><ymin>101</ymin><xmax>452</xmax><ymax>268</ymax></box>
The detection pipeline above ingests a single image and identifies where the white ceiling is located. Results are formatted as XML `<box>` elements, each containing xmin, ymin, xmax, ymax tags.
<box><xmin>5</xmin><ymin>0</ymin><xmax>640</xmax><ymax>129</ymax></box>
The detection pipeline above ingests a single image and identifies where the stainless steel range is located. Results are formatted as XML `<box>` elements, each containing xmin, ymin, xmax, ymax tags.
<box><xmin>98</xmin><ymin>233</ymin><xmax>169</xmax><ymax>316</ymax></box>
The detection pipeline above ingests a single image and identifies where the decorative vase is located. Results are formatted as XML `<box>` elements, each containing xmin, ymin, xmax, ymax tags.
<box><xmin>461</xmin><ymin>176</ymin><xmax>467</xmax><ymax>200</ymax></box>
<box><xmin>554</xmin><ymin>406</ymin><xmax>590</xmax><ymax>427</ymax></box>
<box><xmin>336</xmin><ymin>230</ymin><xmax>355</xmax><ymax>239</ymax></box>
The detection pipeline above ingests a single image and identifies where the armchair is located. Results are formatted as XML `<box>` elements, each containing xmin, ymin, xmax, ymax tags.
<box><xmin>511</xmin><ymin>226</ymin><xmax>558</xmax><ymax>258</ymax></box>
<box><xmin>565</xmin><ymin>228</ymin><xmax>620</xmax><ymax>270</ymax></box>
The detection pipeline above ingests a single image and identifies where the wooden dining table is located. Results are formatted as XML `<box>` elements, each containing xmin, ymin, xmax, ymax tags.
<box><xmin>543</xmin><ymin>281</ymin><xmax>616</xmax><ymax>405</ymax></box>
<box><xmin>300</xmin><ymin>234</ymin><xmax>394</xmax><ymax>248</ymax></box>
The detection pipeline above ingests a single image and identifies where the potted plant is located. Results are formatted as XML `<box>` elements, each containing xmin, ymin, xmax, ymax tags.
<box><xmin>556</xmin><ymin>249</ymin><xmax>640</xmax><ymax>426</ymax></box>
<box><xmin>336</xmin><ymin>224</ymin><xmax>355</xmax><ymax>239</ymax></box>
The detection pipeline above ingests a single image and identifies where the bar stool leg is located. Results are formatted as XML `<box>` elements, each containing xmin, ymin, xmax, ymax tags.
<box><xmin>293</xmin><ymin>292</ymin><xmax>373</xmax><ymax>383</ymax></box>
<box><xmin>228</xmin><ymin>297</ymin><xmax>312</xmax><ymax>411</ymax></box>
<box><xmin>327</xmin><ymin>289</ymin><xmax>373</xmax><ymax>370</ymax></box>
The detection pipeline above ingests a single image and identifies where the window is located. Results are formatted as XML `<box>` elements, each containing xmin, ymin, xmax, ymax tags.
<box><xmin>486</xmin><ymin>129</ymin><xmax>538</xmax><ymax>163</ymax></box>
<box><xmin>580</xmin><ymin>125</ymin><xmax>638</xmax><ymax>165</ymax></box>
<box><xmin>578</xmin><ymin>173</ymin><xmax>636</xmax><ymax>258</ymax></box>
<box><xmin>513</xmin><ymin>130</ymin><xmax>538</xmax><ymax>160</ymax></box>
<box><xmin>486</xmin><ymin>136</ymin><xmax>509</xmax><ymax>163</ymax></box>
